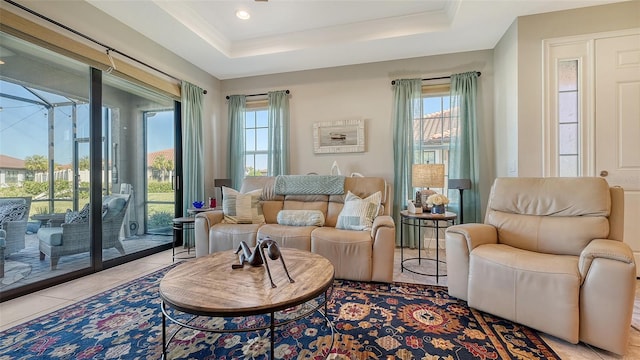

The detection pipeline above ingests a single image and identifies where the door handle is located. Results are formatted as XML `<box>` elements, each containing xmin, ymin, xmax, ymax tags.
<box><xmin>599</xmin><ymin>170</ymin><xmax>608</xmax><ymax>177</ymax></box>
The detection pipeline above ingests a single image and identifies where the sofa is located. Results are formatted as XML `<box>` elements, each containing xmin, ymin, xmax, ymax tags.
<box><xmin>195</xmin><ymin>175</ymin><xmax>395</xmax><ymax>282</ymax></box>
<box><xmin>445</xmin><ymin>177</ymin><xmax>636</xmax><ymax>355</ymax></box>
<box><xmin>38</xmin><ymin>194</ymin><xmax>130</xmax><ymax>270</ymax></box>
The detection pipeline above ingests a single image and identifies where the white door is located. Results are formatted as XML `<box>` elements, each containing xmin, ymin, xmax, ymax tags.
<box><xmin>595</xmin><ymin>33</ymin><xmax>640</xmax><ymax>275</ymax></box>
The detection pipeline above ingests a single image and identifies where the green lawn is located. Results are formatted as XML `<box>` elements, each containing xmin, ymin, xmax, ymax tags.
<box><xmin>2</xmin><ymin>184</ymin><xmax>178</xmax><ymax>233</ymax></box>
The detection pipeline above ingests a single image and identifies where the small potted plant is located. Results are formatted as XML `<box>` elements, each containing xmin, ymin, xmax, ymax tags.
<box><xmin>426</xmin><ymin>193</ymin><xmax>449</xmax><ymax>214</ymax></box>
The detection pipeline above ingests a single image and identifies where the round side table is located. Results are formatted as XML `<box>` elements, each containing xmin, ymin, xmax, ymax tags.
<box><xmin>399</xmin><ymin>210</ymin><xmax>457</xmax><ymax>283</ymax></box>
<box><xmin>172</xmin><ymin>217</ymin><xmax>196</xmax><ymax>262</ymax></box>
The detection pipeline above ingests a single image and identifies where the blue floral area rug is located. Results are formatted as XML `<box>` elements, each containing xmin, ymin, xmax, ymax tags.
<box><xmin>0</xmin><ymin>264</ymin><xmax>559</xmax><ymax>359</ymax></box>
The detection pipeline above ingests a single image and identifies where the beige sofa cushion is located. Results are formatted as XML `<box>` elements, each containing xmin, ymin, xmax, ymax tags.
<box><xmin>486</xmin><ymin>177</ymin><xmax>611</xmax><ymax>256</ymax></box>
<box><xmin>311</xmin><ymin>227</ymin><xmax>373</xmax><ymax>281</ymax></box>
<box><xmin>487</xmin><ymin>211</ymin><xmax>610</xmax><ymax>256</ymax></box>
<box><xmin>487</xmin><ymin>177</ymin><xmax>610</xmax><ymax>217</ymax></box>
<box><xmin>469</xmin><ymin>244</ymin><xmax>581</xmax><ymax>343</ymax></box>
<box><xmin>208</xmin><ymin>223</ymin><xmax>261</xmax><ymax>252</ymax></box>
<box><xmin>258</xmin><ymin>224</ymin><xmax>314</xmax><ymax>251</ymax></box>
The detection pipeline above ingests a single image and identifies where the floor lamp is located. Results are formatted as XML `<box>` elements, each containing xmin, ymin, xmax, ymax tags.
<box><xmin>448</xmin><ymin>179</ymin><xmax>472</xmax><ymax>223</ymax></box>
<box><xmin>214</xmin><ymin>178</ymin><xmax>232</xmax><ymax>204</ymax></box>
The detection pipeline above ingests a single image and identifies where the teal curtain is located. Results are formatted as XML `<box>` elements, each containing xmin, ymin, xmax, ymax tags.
<box><xmin>392</xmin><ymin>79</ymin><xmax>421</xmax><ymax>248</ymax></box>
<box><xmin>449</xmin><ymin>71</ymin><xmax>481</xmax><ymax>223</ymax></box>
<box><xmin>267</xmin><ymin>90</ymin><xmax>290</xmax><ymax>176</ymax></box>
<box><xmin>227</xmin><ymin>95</ymin><xmax>246</xmax><ymax>190</ymax></box>
<box><xmin>181</xmin><ymin>81</ymin><xmax>204</xmax><ymax>247</ymax></box>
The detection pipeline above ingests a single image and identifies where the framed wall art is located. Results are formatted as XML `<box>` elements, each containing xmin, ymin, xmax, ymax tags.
<box><xmin>313</xmin><ymin>119</ymin><xmax>365</xmax><ymax>154</ymax></box>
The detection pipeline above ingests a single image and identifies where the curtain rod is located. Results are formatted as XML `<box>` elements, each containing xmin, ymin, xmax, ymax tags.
<box><xmin>391</xmin><ymin>71</ymin><xmax>481</xmax><ymax>85</ymax></box>
<box><xmin>4</xmin><ymin>0</ymin><xmax>208</xmax><ymax>95</ymax></box>
<box><xmin>225</xmin><ymin>89</ymin><xmax>290</xmax><ymax>100</ymax></box>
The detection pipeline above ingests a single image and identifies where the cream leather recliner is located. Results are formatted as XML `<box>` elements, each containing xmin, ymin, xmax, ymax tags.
<box><xmin>445</xmin><ymin>177</ymin><xmax>636</xmax><ymax>355</ymax></box>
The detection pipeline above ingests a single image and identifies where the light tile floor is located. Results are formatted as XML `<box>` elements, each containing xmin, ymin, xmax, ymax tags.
<box><xmin>1</xmin><ymin>247</ymin><xmax>638</xmax><ymax>359</ymax></box>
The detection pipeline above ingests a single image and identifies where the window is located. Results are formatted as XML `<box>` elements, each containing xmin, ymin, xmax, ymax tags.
<box><xmin>558</xmin><ymin>60</ymin><xmax>580</xmax><ymax>176</ymax></box>
<box><xmin>413</xmin><ymin>85</ymin><xmax>455</xmax><ymax>192</ymax></box>
<box><xmin>245</xmin><ymin>105</ymin><xmax>269</xmax><ymax>176</ymax></box>
<box><xmin>5</xmin><ymin>170</ymin><xmax>19</xmax><ymax>183</ymax></box>
<box><xmin>543</xmin><ymin>39</ymin><xmax>589</xmax><ymax>177</ymax></box>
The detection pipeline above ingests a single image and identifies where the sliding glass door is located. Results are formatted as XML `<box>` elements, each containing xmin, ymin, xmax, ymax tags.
<box><xmin>145</xmin><ymin>110</ymin><xmax>176</xmax><ymax>235</ymax></box>
<box><xmin>0</xmin><ymin>30</ymin><xmax>178</xmax><ymax>301</ymax></box>
<box><xmin>100</xmin><ymin>74</ymin><xmax>177</xmax><ymax>263</ymax></box>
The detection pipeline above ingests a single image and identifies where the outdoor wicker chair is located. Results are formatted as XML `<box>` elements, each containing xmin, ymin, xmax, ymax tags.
<box><xmin>0</xmin><ymin>197</ymin><xmax>32</xmax><ymax>257</ymax></box>
<box><xmin>38</xmin><ymin>194</ymin><xmax>130</xmax><ymax>270</ymax></box>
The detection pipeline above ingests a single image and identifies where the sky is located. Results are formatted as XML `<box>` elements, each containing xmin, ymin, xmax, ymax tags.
<box><xmin>0</xmin><ymin>86</ymin><xmax>174</xmax><ymax>164</ymax></box>
<box><xmin>1</xmin><ymin>83</ymin><xmax>449</xmax><ymax>168</ymax></box>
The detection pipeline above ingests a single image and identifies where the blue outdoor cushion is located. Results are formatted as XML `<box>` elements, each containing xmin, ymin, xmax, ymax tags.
<box><xmin>37</xmin><ymin>227</ymin><xmax>64</xmax><ymax>246</ymax></box>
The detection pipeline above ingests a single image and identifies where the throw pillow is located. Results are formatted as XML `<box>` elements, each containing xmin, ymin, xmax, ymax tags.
<box><xmin>0</xmin><ymin>201</ymin><xmax>27</xmax><ymax>224</ymax></box>
<box><xmin>276</xmin><ymin>210</ymin><xmax>325</xmax><ymax>227</ymax></box>
<box><xmin>336</xmin><ymin>191</ymin><xmax>381</xmax><ymax>231</ymax></box>
<box><xmin>222</xmin><ymin>187</ymin><xmax>265</xmax><ymax>224</ymax></box>
<box><xmin>102</xmin><ymin>202</ymin><xmax>109</xmax><ymax>219</ymax></box>
<box><xmin>65</xmin><ymin>203</ymin><xmax>90</xmax><ymax>224</ymax></box>
<box><xmin>64</xmin><ymin>209</ymin><xmax>77</xmax><ymax>223</ymax></box>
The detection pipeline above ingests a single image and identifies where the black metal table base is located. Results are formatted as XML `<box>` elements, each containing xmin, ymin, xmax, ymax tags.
<box><xmin>400</xmin><ymin>211</ymin><xmax>456</xmax><ymax>284</ymax></box>
<box><xmin>401</xmin><ymin>257</ymin><xmax>447</xmax><ymax>278</ymax></box>
<box><xmin>161</xmin><ymin>288</ymin><xmax>335</xmax><ymax>360</ymax></box>
<box><xmin>172</xmin><ymin>220</ymin><xmax>195</xmax><ymax>262</ymax></box>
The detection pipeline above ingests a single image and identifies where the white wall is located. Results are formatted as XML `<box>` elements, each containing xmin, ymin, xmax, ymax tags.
<box><xmin>221</xmin><ymin>51</ymin><xmax>495</xmax><ymax>211</ymax></box>
<box><xmin>493</xmin><ymin>20</ymin><xmax>519</xmax><ymax>178</ymax></box>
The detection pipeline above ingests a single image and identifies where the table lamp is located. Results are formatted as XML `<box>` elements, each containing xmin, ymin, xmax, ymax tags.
<box><xmin>412</xmin><ymin>164</ymin><xmax>445</xmax><ymax>210</ymax></box>
<box><xmin>448</xmin><ymin>178</ymin><xmax>472</xmax><ymax>223</ymax></box>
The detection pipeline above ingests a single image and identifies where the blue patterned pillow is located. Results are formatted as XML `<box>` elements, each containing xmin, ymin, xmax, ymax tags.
<box><xmin>65</xmin><ymin>203</ymin><xmax>90</xmax><ymax>224</ymax></box>
<box><xmin>0</xmin><ymin>202</ymin><xmax>27</xmax><ymax>224</ymax></box>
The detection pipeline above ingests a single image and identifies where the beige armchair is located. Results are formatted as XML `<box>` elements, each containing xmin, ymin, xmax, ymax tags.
<box><xmin>445</xmin><ymin>177</ymin><xmax>635</xmax><ymax>355</ymax></box>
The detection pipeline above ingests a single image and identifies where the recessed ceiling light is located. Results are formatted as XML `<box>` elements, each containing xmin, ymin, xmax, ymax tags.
<box><xmin>236</xmin><ymin>10</ymin><xmax>250</xmax><ymax>20</ymax></box>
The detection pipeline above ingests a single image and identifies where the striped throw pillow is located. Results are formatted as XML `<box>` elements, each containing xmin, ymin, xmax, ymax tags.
<box><xmin>222</xmin><ymin>187</ymin><xmax>265</xmax><ymax>224</ymax></box>
<box><xmin>336</xmin><ymin>191</ymin><xmax>381</xmax><ymax>231</ymax></box>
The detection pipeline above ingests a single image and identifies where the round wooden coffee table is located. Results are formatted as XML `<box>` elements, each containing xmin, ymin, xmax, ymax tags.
<box><xmin>159</xmin><ymin>248</ymin><xmax>335</xmax><ymax>359</ymax></box>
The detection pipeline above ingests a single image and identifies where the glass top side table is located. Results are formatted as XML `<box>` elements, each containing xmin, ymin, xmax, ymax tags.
<box><xmin>399</xmin><ymin>210</ymin><xmax>457</xmax><ymax>283</ymax></box>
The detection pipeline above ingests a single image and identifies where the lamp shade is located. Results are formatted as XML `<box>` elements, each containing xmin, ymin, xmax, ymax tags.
<box><xmin>448</xmin><ymin>178</ymin><xmax>472</xmax><ymax>190</ymax></box>
<box><xmin>412</xmin><ymin>164</ymin><xmax>445</xmax><ymax>188</ymax></box>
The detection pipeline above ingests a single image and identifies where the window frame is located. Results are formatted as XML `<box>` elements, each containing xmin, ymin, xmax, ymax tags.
<box><xmin>244</xmin><ymin>101</ymin><xmax>269</xmax><ymax>177</ymax></box>
<box><xmin>543</xmin><ymin>37</ymin><xmax>593</xmax><ymax>177</ymax></box>
<box><xmin>413</xmin><ymin>84</ymin><xmax>454</xmax><ymax>194</ymax></box>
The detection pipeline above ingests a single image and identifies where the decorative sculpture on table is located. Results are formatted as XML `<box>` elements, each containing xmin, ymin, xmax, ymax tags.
<box><xmin>232</xmin><ymin>237</ymin><xmax>295</xmax><ymax>288</ymax></box>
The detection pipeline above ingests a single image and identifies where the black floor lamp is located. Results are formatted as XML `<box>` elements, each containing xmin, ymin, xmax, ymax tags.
<box><xmin>448</xmin><ymin>179</ymin><xmax>472</xmax><ymax>224</ymax></box>
<box><xmin>214</xmin><ymin>178</ymin><xmax>232</xmax><ymax>203</ymax></box>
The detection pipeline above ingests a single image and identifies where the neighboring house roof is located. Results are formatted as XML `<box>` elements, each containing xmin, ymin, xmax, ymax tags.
<box><xmin>147</xmin><ymin>149</ymin><xmax>175</xmax><ymax>167</ymax></box>
<box><xmin>413</xmin><ymin>108</ymin><xmax>459</xmax><ymax>146</ymax></box>
<box><xmin>0</xmin><ymin>154</ymin><xmax>25</xmax><ymax>169</ymax></box>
